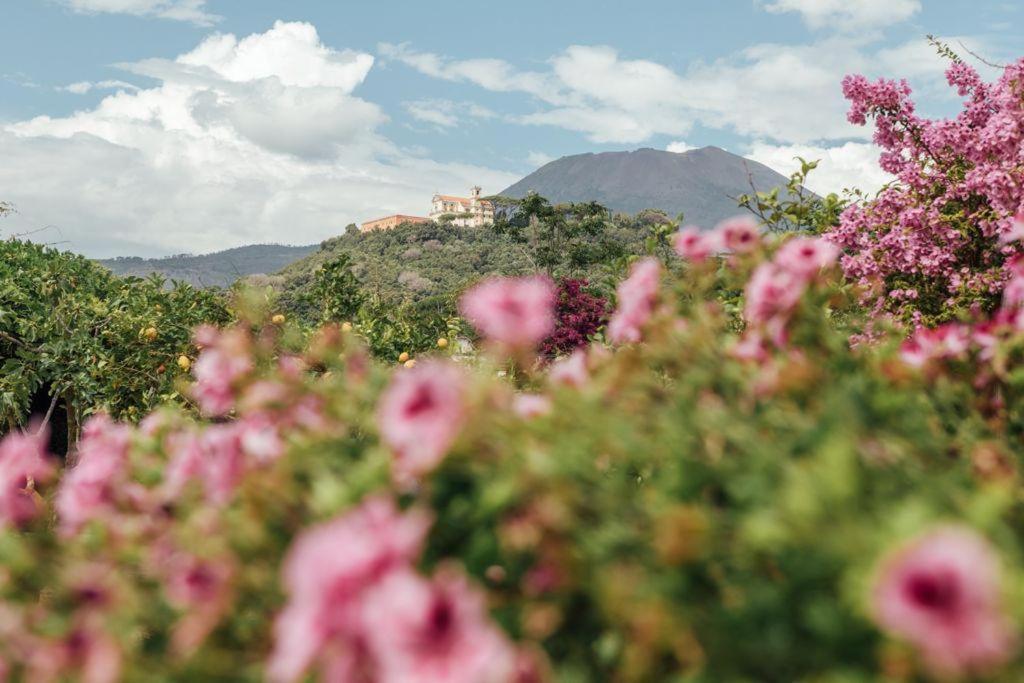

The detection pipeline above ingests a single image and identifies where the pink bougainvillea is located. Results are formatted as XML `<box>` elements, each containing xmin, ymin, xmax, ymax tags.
<box><xmin>827</xmin><ymin>58</ymin><xmax>1024</xmax><ymax>327</ymax></box>
<box><xmin>607</xmin><ymin>258</ymin><xmax>661</xmax><ymax>344</ymax></box>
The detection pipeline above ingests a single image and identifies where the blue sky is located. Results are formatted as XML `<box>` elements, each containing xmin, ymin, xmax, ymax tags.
<box><xmin>1</xmin><ymin>0</ymin><xmax>1020</xmax><ymax>257</ymax></box>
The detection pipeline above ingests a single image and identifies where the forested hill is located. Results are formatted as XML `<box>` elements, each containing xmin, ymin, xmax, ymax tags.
<box><xmin>501</xmin><ymin>146</ymin><xmax>793</xmax><ymax>225</ymax></box>
<box><xmin>98</xmin><ymin>243</ymin><xmax>318</xmax><ymax>288</ymax></box>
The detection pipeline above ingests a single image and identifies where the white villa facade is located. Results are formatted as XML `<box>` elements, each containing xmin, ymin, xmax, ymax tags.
<box><xmin>428</xmin><ymin>186</ymin><xmax>495</xmax><ymax>227</ymax></box>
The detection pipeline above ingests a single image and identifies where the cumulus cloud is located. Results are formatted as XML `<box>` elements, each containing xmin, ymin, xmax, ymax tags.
<box><xmin>760</xmin><ymin>0</ymin><xmax>921</xmax><ymax>30</ymax></box>
<box><xmin>746</xmin><ymin>141</ymin><xmax>895</xmax><ymax>195</ymax></box>
<box><xmin>57</xmin><ymin>0</ymin><xmax>220</xmax><ymax>25</ymax></box>
<box><xmin>382</xmin><ymin>34</ymin><xmax>975</xmax><ymax>146</ymax></box>
<box><xmin>2</xmin><ymin>22</ymin><xmax>516</xmax><ymax>256</ymax></box>
<box><xmin>666</xmin><ymin>141</ymin><xmax>695</xmax><ymax>153</ymax></box>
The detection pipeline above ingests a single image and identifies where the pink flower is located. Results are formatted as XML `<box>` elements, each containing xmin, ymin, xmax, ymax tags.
<box><xmin>56</xmin><ymin>415</ymin><xmax>132</xmax><ymax>535</ymax></box>
<box><xmin>548</xmin><ymin>349</ymin><xmax>588</xmax><ymax>388</ymax></box>
<box><xmin>198</xmin><ymin>424</ymin><xmax>246</xmax><ymax>506</ymax></box>
<box><xmin>673</xmin><ymin>227</ymin><xmax>718</xmax><ymax>261</ymax></box>
<box><xmin>190</xmin><ymin>328</ymin><xmax>252</xmax><ymax>417</ymax></box>
<box><xmin>716</xmin><ymin>216</ymin><xmax>760</xmax><ymax>253</ymax></box>
<box><xmin>512</xmin><ymin>394</ymin><xmax>552</xmax><ymax>419</ymax></box>
<box><xmin>377</xmin><ymin>361</ymin><xmax>466</xmax><ymax>483</ymax></box>
<box><xmin>607</xmin><ymin>258</ymin><xmax>661</xmax><ymax>344</ymax></box>
<box><xmin>774</xmin><ymin>237</ymin><xmax>840</xmax><ymax>279</ymax></box>
<box><xmin>362</xmin><ymin>567</ymin><xmax>514</xmax><ymax>683</ymax></box>
<box><xmin>872</xmin><ymin>526</ymin><xmax>1017</xmax><ymax>677</ymax></box>
<box><xmin>267</xmin><ymin>497</ymin><xmax>431</xmax><ymax>683</ymax></box>
<box><xmin>0</xmin><ymin>427</ymin><xmax>53</xmax><ymax>527</ymax></box>
<box><xmin>460</xmin><ymin>276</ymin><xmax>556</xmax><ymax>350</ymax></box>
<box><xmin>998</xmin><ymin>211</ymin><xmax>1024</xmax><ymax>244</ymax></box>
<box><xmin>899</xmin><ymin>324</ymin><xmax>971</xmax><ymax>368</ymax></box>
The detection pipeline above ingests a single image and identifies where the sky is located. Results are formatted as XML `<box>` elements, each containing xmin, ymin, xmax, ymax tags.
<box><xmin>0</xmin><ymin>0</ymin><xmax>1020</xmax><ymax>257</ymax></box>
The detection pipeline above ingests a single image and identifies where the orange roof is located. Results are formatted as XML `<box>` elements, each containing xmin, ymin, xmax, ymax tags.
<box><xmin>434</xmin><ymin>195</ymin><xmax>493</xmax><ymax>207</ymax></box>
<box><xmin>361</xmin><ymin>214</ymin><xmax>430</xmax><ymax>225</ymax></box>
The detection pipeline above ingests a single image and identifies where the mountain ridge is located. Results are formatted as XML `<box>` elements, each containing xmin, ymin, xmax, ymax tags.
<box><xmin>500</xmin><ymin>146</ymin><xmax>790</xmax><ymax>227</ymax></box>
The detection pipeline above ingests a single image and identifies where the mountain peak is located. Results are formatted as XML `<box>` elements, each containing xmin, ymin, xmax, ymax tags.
<box><xmin>501</xmin><ymin>147</ymin><xmax>789</xmax><ymax>226</ymax></box>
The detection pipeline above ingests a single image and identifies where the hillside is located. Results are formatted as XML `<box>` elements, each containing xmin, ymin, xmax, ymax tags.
<box><xmin>501</xmin><ymin>146</ymin><xmax>793</xmax><ymax>226</ymax></box>
<box><xmin>98</xmin><ymin>243</ymin><xmax>318</xmax><ymax>288</ymax></box>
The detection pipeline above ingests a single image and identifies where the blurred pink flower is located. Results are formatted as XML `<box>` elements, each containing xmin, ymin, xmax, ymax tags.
<box><xmin>460</xmin><ymin>276</ymin><xmax>556</xmax><ymax>350</ymax></box>
<box><xmin>673</xmin><ymin>227</ymin><xmax>718</xmax><ymax>261</ymax></box>
<box><xmin>607</xmin><ymin>258</ymin><xmax>661</xmax><ymax>344</ymax></box>
<box><xmin>362</xmin><ymin>567</ymin><xmax>514</xmax><ymax>683</ymax></box>
<box><xmin>0</xmin><ymin>427</ymin><xmax>53</xmax><ymax>527</ymax></box>
<box><xmin>716</xmin><ymin>216</ymin><xmax>760</xmax><ymax>253</ymax></box>
<box><xmin>998</xmin><ymin>211</ymin><xmax>1024</xmax><ymax>244</ymax></box>
<box><xmin>190</xmin><ymin>329</ymin><xmax>253</xmax><ymax>417</ymax></box>
<box><xmin>268</xmin><ymin>497</ymin><xmax>431</xmax><ymax>683</ymax></box>
<box><xmin>512</xmin><ymin>394</ymin><xmax>552</xmax><ymax>419</ymax></box>
<box><xmin>774</xmin><ymin>237</ymin><xmax>840</xmax><ymax>279</ymax></box>
<box><xmin>744</xmin><ymin>263</ymin><xmax>805</xmax><ymax>327</ymax></box>
<box><xmin>377</xmin><ymin>361</ymin><xmax>466</xmax><ymax>483</ymax></box>
<box><xmin>237</xmin><ymin>414</ymin><xmax>285</xmax><ymax>464</ymax></box>
<box><xmin>872</xmin><ymin>526</ymin><xmax>1017</xmax><ymax>677</ymax></box>
<box><xmin>548</xmin><ymin>349</ymin><xmax>588</xmax><ymax>388</ymax></box>
<box><xmin>56</xmin><ymin>415</ymin><xmax>132</xmax><ymax>535</ymax></box>
<box><xmin>198</xmin><ymin>424</ymin><xmax>246</xmax><ymax>506</ymax></box>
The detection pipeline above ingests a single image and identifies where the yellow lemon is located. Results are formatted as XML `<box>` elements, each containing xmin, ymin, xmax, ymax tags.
<box><xmin>143</xmin><ymin>327</ymin><xmax>158</xmax><ymax>341</ymax></box>
<box><xmin>398</xmin><ymin>352</ymin><xmax>410</xmax><ymax>363</ymax></box>
<box><xmin>437</xmin><ymin>338</ymin><xmax>449</xmax><ymax>348</ymax></box>
<box><xmin>177</xmin><ymin>355</ymin><xmax>191</xmax><ymax>372</ymax></box>
<box><xmin>404</xmin><ymin>359</ymin><xmax>417</xmax><ymax>369</ymax></box>
<box><xmin>271</xmin><ymin>314</ymin><xmax>286</xmax><ymax>325</ymax></box>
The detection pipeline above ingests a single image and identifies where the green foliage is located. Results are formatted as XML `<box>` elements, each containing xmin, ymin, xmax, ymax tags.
<box><xmin>736</xmin><ymin>158</ymin><xmax>848</xmax><ymax>234</ymax></box>
<box><xmin>0</xmin><ymin>239</ymin><xmax>229</xmax><ymax>430</ymax></box>
<box><xmin>310</xmin><ymin>252</ymin><xmax>365</xmax><ymax>325</ymax></box>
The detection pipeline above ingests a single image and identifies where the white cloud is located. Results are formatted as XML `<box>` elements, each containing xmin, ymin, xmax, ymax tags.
<box><xmin>760</xmin><ymin>0</ymin><xmax>921</xmax><ymax>30</ymax></box>
<box><xmin>57</xmin><ymin>0</ymin><xmax>220</xmax><ymax>25</ymax></box>
<box><xmin>666</xmin><ymin>140</ymin><xmax>695</xmax><ymax>153</ymax></box>
<box><xmin>746</xmin><ymin>141</ymin><xmax>895</xmax><ymax>195</ymax></box>
<box><xmin>403</xmin><ymin>100</ymin><xmax>497</xmax><ymax>129</ymax></box>
<box><xmin>61</xmin><ymin>80</ymin><xmax>139</xmax><ymax>94</ymax></box>
<box><xmin>382</xmin><ymin>36</ymin><xmax>976</xmax><ymax>146</ymax></box>
<box><xmin>526</xmin><ymin>151</ymin><xmax>555</xmax><ymax>167</ymax></box>
<box><xmin>2</xmin><ymin>22</ymin><xmax>517</xmax><ymax>257</ymax></box>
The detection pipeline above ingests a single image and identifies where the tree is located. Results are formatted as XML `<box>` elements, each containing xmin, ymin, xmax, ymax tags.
<box><xmin>312</xmin><ymin>252</ymin><xmax>365</xmax><ymax>324</ymax></box>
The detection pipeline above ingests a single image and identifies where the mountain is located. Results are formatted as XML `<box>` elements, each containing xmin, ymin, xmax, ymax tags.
<box><xmin>500</xmin><ymin>146</ymin><xmax>792</xmax><ymax>227</ymax></box>
<box><xmin>98</xmin><ymin>243</ymin><xmax>318</xmax><ymax>288</ymax></box>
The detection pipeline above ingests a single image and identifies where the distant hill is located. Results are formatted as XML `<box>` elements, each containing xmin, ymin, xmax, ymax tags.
<box><xmin>98</xmin><ymin>243</ymin><xmax>318</xmax><ymax>288</ymax></box>
<box><xmin>501</xmin><ymin>146</ymin><xmax>792</xmax><ymax>227</ymax></box>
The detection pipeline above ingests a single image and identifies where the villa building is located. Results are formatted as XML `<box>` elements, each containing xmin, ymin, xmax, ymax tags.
<box><xmin>360</xmin><ymin>214</ymin><xmax>430</xmax><ymax>233</ymax></box>
<box><xmin>429</xmin><ymin>186</ymin><xmax>495</xmax><ymax>227</ymax></box>
<box><xmin>360</xmin><ymin>187</ymin><xmax>494</xmax><ymax>233</ymax></box>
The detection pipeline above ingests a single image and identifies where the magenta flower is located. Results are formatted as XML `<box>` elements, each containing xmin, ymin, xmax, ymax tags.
<box><xmin>607</xmin><ymin>258</ymin><xmax>661</xmax><ymax>344</ymax></box>
<box><xmin>673</xmin><ymin>227</ymin><xmax>718</xmax><ymax>262</ymax></box>
<box><xmin>872</xmin><ymin>526</ymin><xmax>1017</xmax><ymax>677</ymax></box>
<box><xmin>267</xmin><ymin>497</ymin><xmax>431</xmax><ymax>683</ymax></box>
<box><xmin>774</xmin><ymin>237</ymin><xmax>840</xmax><ymax>279</ymax></box>
<box><xmin>56</xmin><ymin>415</ymin><xmax>132</xmax><ymax>535</ymax></box>
<box><xmin>362</xmin><ymin>567</ymin><xmax>514</xmax><ymax>683</ymax></box>
<box><xmin>998</xmin><ymin>211</ymin><xmax>1024</xmax><ymax>245</ymax></box>
<box><xmin>716</xmin><ymin>216</ymin><xmax>760</xmax><ymax>253</ymax></box>
<box><xmin>0</xmin><ymin>427</ymin><xmax>53</xmax><ymax>527</ymax></box>
<box><xmin>377</xmin><ymin>361</ymin><xmax>466</xmax><ymax>483</ymax></box>
<box><xmin>460</xmin><ymin>276</ymin><xmax>556</xmax><ymax>350</ymax></box>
